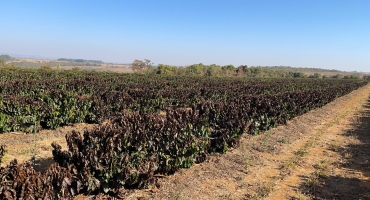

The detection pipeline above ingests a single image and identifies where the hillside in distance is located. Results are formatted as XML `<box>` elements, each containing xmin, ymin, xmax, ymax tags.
<box><xmin>0</xmin><ymin>54</ymin><xmax>131</xmax><ymax>73</ymax></box>
<box><xmin>0</xmin><ymin>54</ymin><xmax>368</xmax><ymax>78</ymax></box>
<box><xmin>246</xmin><ymin>65</ymin><xmax>367</xmax><ymax>78</ymax></box>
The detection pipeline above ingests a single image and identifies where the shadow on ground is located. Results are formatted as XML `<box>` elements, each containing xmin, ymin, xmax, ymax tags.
<box><xmin>33</xmin><ymin>157</ymin><xmax>56</xmax><ymax>172</ymax></box>
<box><xmin>296</xmin><ymin>99</ymin><xmax>370</xmax><ymax>200</ymax></box>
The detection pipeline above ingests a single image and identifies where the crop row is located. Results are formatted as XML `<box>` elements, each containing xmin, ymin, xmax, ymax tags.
<box><xmin>0</xmin><ymin>69</ymin><xmax>367</xmax><ymax>133</ymax></box>
<box><xmin>1</xmin><ymin>82</ymin><xmax>367</xmax><ymax>198</ymax></box>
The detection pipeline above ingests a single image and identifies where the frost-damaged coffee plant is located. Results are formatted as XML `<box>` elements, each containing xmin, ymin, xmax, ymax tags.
<box><xmin>0</xmin><ymin>68</ymin><xmax>367</xmax><ymax>198</ymax></box>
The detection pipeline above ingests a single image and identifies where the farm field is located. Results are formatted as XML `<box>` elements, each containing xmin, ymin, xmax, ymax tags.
<box><xmin>0</xmin><ymin>67</ymin><xmax>369</xmax><ymax>199</ymax></box>
<box><xmin>6</xmin><ymin>57</ymin><xmax>132</xmax><ymax>73</ymax></box>
<box><xmin>123</xmin><ymin>81</ymin><xmax>370</xmax><ymax>200</ymax></box>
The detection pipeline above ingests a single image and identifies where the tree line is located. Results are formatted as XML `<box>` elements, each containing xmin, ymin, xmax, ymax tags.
<box><xmin>131</xmin><ymin>59</ymin><xmax>365</xmax><ymax>79</ymax></box>
<box><xmin>0</xmin><ymin>54</ymin><xmax>367</xmax><ymax>80</ymax></box>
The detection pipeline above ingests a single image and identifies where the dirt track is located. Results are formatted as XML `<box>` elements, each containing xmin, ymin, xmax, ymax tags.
<box><xmin>1</xmin><ymin>83</ymin><xmax>370</xmax><ymax>199</ymax></box>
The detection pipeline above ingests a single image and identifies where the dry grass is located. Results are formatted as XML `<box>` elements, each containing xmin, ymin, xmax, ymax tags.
<box><xmin>0</xmin><ymin>123</ymin><xmax>96</xmax><ymax>171</ymax></box>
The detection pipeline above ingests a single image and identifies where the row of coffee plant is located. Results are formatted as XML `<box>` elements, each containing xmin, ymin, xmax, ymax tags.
<box><xmin>1</xmin><ymin>81</ymin><xmax>367</xmax><ymax>198</ymax></box>
<box><xmin>0</xmin><ymin>68</ymin><xmax>367</xmax><ymax>133</ymax></box>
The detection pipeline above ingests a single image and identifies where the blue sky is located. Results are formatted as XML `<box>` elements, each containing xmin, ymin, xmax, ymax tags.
<box><xmin>1</xmin><ymin>0</ymin><xmax>369</xmax><ymax>72</ymax></box>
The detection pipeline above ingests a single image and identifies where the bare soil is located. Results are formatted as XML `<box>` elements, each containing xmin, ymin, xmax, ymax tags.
<box><xmin>0</xmin><ymin>123</ymin><xmax>98</xmax><ymax>171</ymax></box>
<box><xmin>57</xmin><ymin>64</ymin><xmax>132</xmax><ymax>73</ymax></box>
<box><xmin>0</xmin><ymin>83</ymin><xmax>369</xmax><ymax>200</ymax></box>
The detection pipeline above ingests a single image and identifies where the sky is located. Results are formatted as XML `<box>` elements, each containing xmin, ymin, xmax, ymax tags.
<box><xmin>1</xmin><ymin>0</ymin><xmax>369</xmax><ymax>72</ymax></box>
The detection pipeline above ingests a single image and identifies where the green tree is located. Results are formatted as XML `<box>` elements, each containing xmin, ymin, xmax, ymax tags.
<box><xmin>132</xmin><ymin>59</ymin><xmax>153</xmax><ymax>73</ymax></box>
<box><xmin>156</xmin><ymin>64</ymin><xmax>178</xmax><ymax>75</ymax></box>
<box><xmin>0</xmin><ymin>55</ymin><xmax>13</xmax><ymax>63</ymax></box>
<box><xmin>205</xmin><ymin>64</ymin><xmax>222</xmax><ymax>77</ymax></box>
<box><xmin>177</xmin><ymin>66</ymin><xmax>187</xmax><ymax>76</ymax></box>
<box><xmin>221</xmin><ymin>64</ymin><xmax>236</xmax><ymax>76</ymax></box>
<box><xmin>290</xmin><ymin>72</ymin><xmax>307</xmax><ymax>78</ymax></box>
<box><xmin>187</xmin><ymin>63</ymin><xmax>206</xmax><ymax>76</ymax></box>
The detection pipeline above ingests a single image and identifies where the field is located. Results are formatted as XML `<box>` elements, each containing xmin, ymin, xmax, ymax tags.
<box><xmin>7</xmin><ymin>57</ymin><xmax>132</xmax><ymax>73</ymax></box>
<box><xmin>0</xmin><ymin>67</ymin><xmax>369</xmax><ymax>199</ymax></box>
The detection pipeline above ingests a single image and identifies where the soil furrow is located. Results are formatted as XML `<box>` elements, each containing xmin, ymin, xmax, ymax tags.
<box><xmin>268</xmin><ymin>83</ymin><xmax>370</xmax><ymax>199</ymax></box>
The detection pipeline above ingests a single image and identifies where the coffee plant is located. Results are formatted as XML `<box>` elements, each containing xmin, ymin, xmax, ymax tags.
<box><xmin>0</xmin><ymin>67</ymin><xmax>368</xmax><ymax>198</ymax></box>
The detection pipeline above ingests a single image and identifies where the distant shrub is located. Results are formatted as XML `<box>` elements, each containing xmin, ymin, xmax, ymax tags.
<box><xmin>71</xmin><ymin>67</ymin><xmax>81</xmax><ymax>71</ymax></box>
<box><xmin>40</xmin><ymin>65</ymin><xmax>53</xmax><ymax>70</ymax></box>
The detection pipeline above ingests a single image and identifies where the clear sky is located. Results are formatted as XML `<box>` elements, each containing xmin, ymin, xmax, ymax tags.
<box><xmin>1</xmin><ymin>0</ymin><xmax>369</xmax><ymax>72</ymax></box>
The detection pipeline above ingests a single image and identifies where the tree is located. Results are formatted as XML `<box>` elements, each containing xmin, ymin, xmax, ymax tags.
<box><xmin>177</xmin><ymin>66</ymin><xmax>187</xmax><ymax>76</ymax></box>
<box><xmin>332</xmin><ymin>74</ymin><xmax>341</xmax><ymax>79</ymax></box>
<box><xmin>132</xmin><ymin>59</ymin><xmax>153</xmax><ymax>73</ymax></box>
<box><xmin>236</xmin><ymin>65</ymin><xmax>248</xmax><ymax>76</ymax></box>
<box><xmin>291</xmin><ymin>72</ymin><xmax>307</xmax><ymax>78</ymax></box>
<box><xmin>187</xmin><ymin>63</ymin><xmax>205</xmax><ymax>76</ymax></box>
<box><xmin>308</xmin><ymin>73</ymin><xmax>321</xmax><ymax>78</ymax></box>
<box><xmin>206</xmin><ymin>64</ymin><xmax>222</xmax><ymax>77</ymax></box>
<box><xmin>0</xmin><ymin>55</ymin><xmax>13</xmax><ymax>63</ymax></box>
<box><xmin>0</xmin><ymin>59</ymin><xmax>3</xmax><ymax>67</ymax></box>
<box><xmin>156</xmin><ymin>64</ymin><xmax>178</xmax><ymax>75</ymax></box>
<box><xmin>221</xmin><ymin>64</ymin><xmax>236</xmax><ymax>76</ymax></box>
